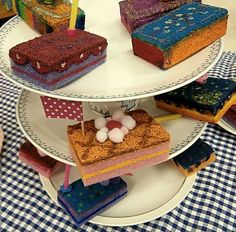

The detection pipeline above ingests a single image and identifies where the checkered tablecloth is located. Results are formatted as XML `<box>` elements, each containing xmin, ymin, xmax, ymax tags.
<box><xmin>1</xmin><ymin>52</ymin><xmax>236</xmax><ymax>232</ymax></box>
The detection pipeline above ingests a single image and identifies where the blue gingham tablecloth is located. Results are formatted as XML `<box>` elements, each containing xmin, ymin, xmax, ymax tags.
<box><xmin>1</xmin><ymin>52</ymin><xmax>236</xmax><ymax>232</ymax></box>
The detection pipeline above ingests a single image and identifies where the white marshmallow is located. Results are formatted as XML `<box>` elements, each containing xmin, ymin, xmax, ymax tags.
<box><xmin>96</xmin><ymin>130</ymin><xmax>108</xmax><ymax>143</ymax></box>
<box><xmin>108</xmin><ymin>128</ymin><xmax>124</xmax><ymax>143</ymax></box>
<box><xmin>121</xmin><ymin>115</ymin><xmax>136</xmax><ymax>130</ymax></box>
<box><xmin>111</xmin><ymin>110</ymin><xmax>124</xmax><ymax>121</ymax></box>
<box><xmin>120</xmin><ymin>126</ymin><xmax>129</xmax><ymax>135</ymax></box>
<box><xmin>100</xmin><ymin>127</ymin><xmax>109</xmax><ymax>133</ymax></box>
<box><xmin>94</xmin><ymin>116</ymin><xmax>106</xmax><ymax>130</ymax></box>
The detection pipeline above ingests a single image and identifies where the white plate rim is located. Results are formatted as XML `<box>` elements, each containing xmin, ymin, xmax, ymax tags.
<box><xmin>16</xmin><ymin>89</ymin><xmax>208</xmax><ymax>166</ymax></box>
<box><xmin>0</xmin><ymin>15</ymin><xmax>222</xmax><ymax>102</ymax></box>
<box><xmin>39</xmin><ymin>168</ymin><xmax>196</xmax><ymax>226</ymax></box>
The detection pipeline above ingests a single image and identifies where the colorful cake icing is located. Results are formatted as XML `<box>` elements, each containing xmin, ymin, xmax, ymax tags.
<box><xmin>68</xmin><ymin>109</ymin><xmax>170</xmax><ymax>186</ymax></box>
<box><xmin>131</xmin><ymin>3</ymin><xmax>228</xmax><ymax>69</ymax></box>
<box><xmin>58</xmin><ymin>178</ymin><xmax>127</xmax><ymax>227</ymax></box>
<box><xmin>18</xmin><ymin>141</ymin><xmax>63</xmax><ymax>177</ymax></box>
<box><xmin>13</xmin><ymin>0</ymin><xmax>85</xmax><ymax>34</ymax></box>
<box><xmin>9</xmin><ymin>30</ymin><xmax>107</xmax><ymax>90</ymax></box>
<box><xmin>222</xmin><ymin>105</ymin><xmax>236</xmax><ymax>128</ymax></box>
<box><xmin>155</xmin><ymin>78</ymin><xmax>236</xmax><ymax>123</ymax></box>
<box><xmin>119</xmin><ymin>0</ymin><xmax>201</xmax><ymax>33</ymax></box>
<box><xmin>172</xmin><ymin>139</ymin><xmax>216</xmax><ymax>176</ymax></box>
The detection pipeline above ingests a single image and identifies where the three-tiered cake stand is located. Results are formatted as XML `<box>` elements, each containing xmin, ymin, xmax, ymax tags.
<box><xmin>0</xmin><ymin>0</ymin><xmax>223</xmax><ymax>226</ymax></box>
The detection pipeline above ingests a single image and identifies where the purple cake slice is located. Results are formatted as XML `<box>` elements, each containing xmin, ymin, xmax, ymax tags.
<box><xmin>58</xmin><ymin>177</ymin><xmax>127</xmax><ymax>227</ymax></box>
<box><xmin>119</xmin><ymin>0</ymin><xmax>201</xmax><ymax>33</ymax></box>
<box><xmin>9</xmin><ymin>29</ymin><xmax>107</xmax><ymax>90</ymax></box>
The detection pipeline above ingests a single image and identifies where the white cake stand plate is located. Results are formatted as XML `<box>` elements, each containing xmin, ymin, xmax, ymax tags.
<box><xmin>39</xmin><ymin>161</ymin><xmax>196</xmax><ymax>226</ymax></box>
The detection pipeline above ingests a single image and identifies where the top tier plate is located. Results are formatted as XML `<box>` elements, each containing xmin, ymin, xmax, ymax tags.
<box><xmin>0</xmin><ymin>0</ymin><xmax>222</xmax><ymax>101</ymax></box>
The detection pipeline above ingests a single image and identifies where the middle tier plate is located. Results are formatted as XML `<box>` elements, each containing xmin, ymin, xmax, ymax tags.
<box><xmin>16</xmin><ymin>90</ymin><xmax>207</xmax><ymax>166</ymax></box>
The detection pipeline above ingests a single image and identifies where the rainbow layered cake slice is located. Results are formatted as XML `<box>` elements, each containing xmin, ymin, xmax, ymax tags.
<box><xmin>172</xmin><ymin>139</ymin><xmax>216</xmax><ymax>176</ymax></box>
<box><xmin>68</xmin><ymin>109</ymin><xmax>170</xmax><ymax>186</ymax></box>
<box><xmin>131</xmin><ymin>3</ymin><xmax>228</xmax><ymax>69</ymax></box>
<box><xmin>9</xmin><ymin>30</ymin><xmax>107</xmax><ymax>90</ymax></box>
<box><xmin>18</xmin><ymin>141</ymin><xmax>62</xmax><ymax>178</ymax></box>
<box><xmin>119</xmin><ymin>0</ymin><xmax>201</xmax><ymax>33</ymax></box>
<box><xmin>13</xmin><ymin>0</ymin><xmax>85</xmax><ymax>34</ymax></box>
<box><xmin>58</xmin><ymin>178</ymin><xmax>127</xmax><ymax>227</ymax></box>
<box><xmin>155</xmin><ymin>78</ymin><xmax>236</xmax><ymax>123</ymax></box>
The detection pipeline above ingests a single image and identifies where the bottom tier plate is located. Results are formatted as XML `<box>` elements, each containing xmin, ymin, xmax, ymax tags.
<box><xmin>40</xmin><ymin>161</ymin><xmax>196</xmax><ymax>226</ymax></box>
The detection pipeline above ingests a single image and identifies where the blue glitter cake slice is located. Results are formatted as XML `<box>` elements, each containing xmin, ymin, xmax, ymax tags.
<box><xmin>58</xmin><ymin>178</ymin><xmax>127</xmax><ymax>227</ymax></box>
<box><xmin>155</xmin><ymin>78</ymin><xmax>236</xmax><ymax>123</ymax></box>
<box><xmin>172</xmin><ymin>139</ymin><xmax>216</xmax><ymax>176</ymax></box>
<box><xmin>131</xmin><ymin>3</ymin><xmax>228</xmax><ymax>69</ymax></box>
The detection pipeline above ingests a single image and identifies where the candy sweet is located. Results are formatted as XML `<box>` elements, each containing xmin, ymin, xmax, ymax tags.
<box><xmin>9</xmin><ymin>29</ymin><xmax>107</xmax><ymax>90</ymax></box>
<box><xmin>13</xmin><ymin>0</ymin><xmax>85</xmax><ymax>34</ymax></box>
<box><xmin>58</xmin><ymin>178</ymin><xmax>127</xmax><ymax>227</ymax></box>
<box><xmin>132</xmin><ymin>3</ymin><xmax>228</xmax><ymax>69</ymax></box>
<box><xmin>68</xmin><ymin>109</ymin><xmax>170</xmax><ymax>186</ymax></box>
<box><xmin>172</xmin><ymin>139</ymin><xmax>216</xmax><ymax>176</ymax></box>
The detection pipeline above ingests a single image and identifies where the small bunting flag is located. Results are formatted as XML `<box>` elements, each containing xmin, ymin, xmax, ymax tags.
<box><xmin>40</xmin><ymin>96</ymin><xmax>83</xmax><ymax>121</ymax></box>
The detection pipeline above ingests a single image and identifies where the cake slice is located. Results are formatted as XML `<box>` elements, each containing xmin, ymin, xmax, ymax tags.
<box><xmin>58</xmin><ymin>178</ymin><xmax>127</xmax><ymax>227</ymax></box>
<box><xmin>13</xmin><ymin>0</ymin><xmax>85</xmax><ymax>34</ymax></box>
<box><xmin>9</xmin><ymin>29</ymin><xmax>107</xmax><ymax>90</ymax></box>
<box><xmin>119</xmin><ymin>0</ymin><xmax>201</xmax><ymax>33</ymax></box>
<box><xmin>68</xmin><ymin>109</ymin><xmax>170</xmax><ymax>186</ymax></box>
<box><xmin>18</xmin><ymin>141</ymin><xmax>62</xmax><ymax>178</ymax></box>
<box><xmin>131</xmin><ymin>3</ymin><xmax>228</xmax><ymax>69</ymax></box>
<box><xmin>155</xmin><ymin>78</ymin><xmax>236</xmax><ymax>123</ymax></box>
<box><xmin>172</xmin><ymin>139</ymin><xmax>216</xmax><ymax>176</ymax></box>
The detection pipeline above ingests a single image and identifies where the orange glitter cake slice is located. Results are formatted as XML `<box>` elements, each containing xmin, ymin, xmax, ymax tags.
<box><xmin>68</xmin><ymin>109</ymin><xmax>170</xmax><ymax>186</ymax></box>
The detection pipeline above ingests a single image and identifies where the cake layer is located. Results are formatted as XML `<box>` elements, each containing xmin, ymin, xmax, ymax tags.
<box><xmin>76</xmin><ymin>142</ymin><xmax>169</xmax><ymax>175</ymax></box>
<box><xmin>155</xmin><ymin>78</ymin><xmax>236</xmax><ymax>123</ymax></box>
<box><xmin>119</xmin><ymin>0</ymin><xmax>201</xmax><ymax>33</ymax></box>
<box><xmin>11</xmin><ymin>52</ymin><xmax>106</xmax><ymax>90</ymax></box>
<box><xmin>172</xmin><ymin>139</ymin><xmax>216</xmax><ymax>176</ymax></box>
<box><xmin>14</xmin><ymin>0</ymin><xmax>85</xmax><ymax>34</ymax></box>
<box><xmin>58</xmin><ymin>178</ymin><xmax>127</xmax><ymax>227</ymax></box>
<box><xmin>131</xmin><ymin>3</ymin><xmax>228</xmax><ymax>69</ymax></box>
<box><xmin>79</xmin><ymin>148</ymin><xmax>169</xmax><ymax>186</ymax></box>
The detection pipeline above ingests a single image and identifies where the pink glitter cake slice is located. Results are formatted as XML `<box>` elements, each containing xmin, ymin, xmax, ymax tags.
<box><xmin>9</xmin><ymin>29</ymin><xmax>107</xmax><ymax>90</ymax></box>
<box><xmin>18</xmin><ymin>141</ymin><xmax>63</xmax><ymax>178</ymax></box>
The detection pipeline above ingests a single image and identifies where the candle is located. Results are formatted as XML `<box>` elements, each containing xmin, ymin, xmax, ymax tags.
<box><xmin>154</xmin><ymin>114</ymin><xmax>182</xmax><ymax>123</ymax></box>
